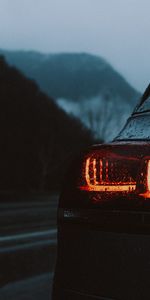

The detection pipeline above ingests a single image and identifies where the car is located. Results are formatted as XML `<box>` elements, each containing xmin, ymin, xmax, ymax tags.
<box><xmin>52</xmin><ymin>84</ymin><xmax>150</xmax><ymax>300</ymax></box>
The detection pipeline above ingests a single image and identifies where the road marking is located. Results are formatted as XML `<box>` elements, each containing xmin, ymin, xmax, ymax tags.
<box><xmin>0</xmin><ymin>228</ymin><xmax>57</xmax><ymax>243</ymax></box>
<box><xmin>0</xmin><ymin>238</ymin><xmax>57</xmax><ymax>253</ymax></box>
<box><xmin>0</xmin><ymin>229</ymin><xmax>57</xmax><ymax>253</ymax></box>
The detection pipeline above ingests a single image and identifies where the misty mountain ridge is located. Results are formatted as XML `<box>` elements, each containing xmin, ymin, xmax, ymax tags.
<box><xmin>0</xmin><ymin>49</ymin><xmax>141</xmax><ymax>141</ymax></box>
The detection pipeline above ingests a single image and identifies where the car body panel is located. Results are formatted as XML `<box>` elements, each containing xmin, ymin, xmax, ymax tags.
<box><xmin>53</xmin><ymin>209</ymin><xmax>150</xmax><ymax>300</ymax></box>
<box><xmin>53</xmin><ymin>85</ymin><xmax>150</xmax><ymax>300</ymax></box>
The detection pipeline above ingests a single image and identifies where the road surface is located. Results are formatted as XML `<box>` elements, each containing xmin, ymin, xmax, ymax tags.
<box><xmin>1</xmin><ymin>272</ymin><xmax>53</xmax><ymax>300</ymax></box>
<box><xmin>0</xmin><ymin>192</ymin><xmax>58</xmax><ymax>289</ymax></box>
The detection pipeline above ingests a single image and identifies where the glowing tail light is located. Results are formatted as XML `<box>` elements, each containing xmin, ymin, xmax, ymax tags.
<box><xmin>147</xmin><ymin>160</ymin><xmax>150</xmax><ymax>191</ymax></box>
<box><xmin>139</xmin><ymin>160</ymin><xmax>150</xmax><ymax>198</ymax></box>
<box><xmin>78</xmin><ymin>145</ymin><xmax>150</xmax><ymax>199</ymax></box>
<box><xmin>80</xmin><ymin>157</ymin><xmax>137</xmax><ymax>192</ymax></box>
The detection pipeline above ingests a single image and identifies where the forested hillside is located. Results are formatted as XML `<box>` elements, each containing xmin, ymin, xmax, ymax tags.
<box><xmin>0</xmin><ymin>56</ymin><xmax>93</xmax><ymax>191</ymax></box>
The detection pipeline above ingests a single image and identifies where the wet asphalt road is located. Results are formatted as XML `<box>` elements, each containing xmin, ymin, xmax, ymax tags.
<box><xmin>0</xmin><ymin>272</ymin><xmax>53</xmax><ymax>300</ymax></box>
<box><xmin>0</xmin><ymin>193</ymin><xmax>59</xmax><ymax>298</ymax></box>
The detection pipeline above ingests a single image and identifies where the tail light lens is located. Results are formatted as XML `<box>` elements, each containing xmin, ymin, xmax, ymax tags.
<box><xmin>81</xmin><ymin>156</ymin><xmax>137</xmax><ymax>192</ymax></box>
<box><xmin>78</xmin><ymin>144</ymin><xmax>150</xmax><ymax>201</ymax></box>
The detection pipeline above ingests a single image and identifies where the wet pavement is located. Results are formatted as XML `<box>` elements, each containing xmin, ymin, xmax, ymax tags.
<box><xmin>0</xmin><ymin>272</ymin><xmax>53</xmax><ymax>300</ymax></box>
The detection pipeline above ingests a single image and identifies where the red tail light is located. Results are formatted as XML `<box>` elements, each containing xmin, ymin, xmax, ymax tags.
<box><xmin>139</xmin><ymin>159</ymin><xmax>150</xmax><ymax>198</ymax></box>
<box><xmin>78</xmin><ymin>144</ymin><xmax>150</xmax><ymax>199</ymax></box>
<box><xmin>80</xmin><ymin>156</ymin><xmax>137</xmax><ymax>192</ymax></box>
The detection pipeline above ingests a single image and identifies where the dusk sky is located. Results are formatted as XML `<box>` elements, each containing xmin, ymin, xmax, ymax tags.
<box><xmin>0</xmin><ymin>0</ymin><xmax>150</xmax><ymax>92</ymax></box>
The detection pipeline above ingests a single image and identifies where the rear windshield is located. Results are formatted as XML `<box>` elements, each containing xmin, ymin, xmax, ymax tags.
<box><xmin>116</xmin><ymin>115</ymin><xmax>150</xmax><ymax>140</ymax></box>
<box><xmin>134</xmin><ymin>85</ymin><xmax>150</xmax><ymax>114</ymax></box>
<box><xmin>115</xmin><ymin>85</ymin><xmax>150</xmax><ymax>140</ymax></box>
<box><xmin>134</xmin><ymin>96</ymin><xmax>150</xmax><ymax>114</ymax></box>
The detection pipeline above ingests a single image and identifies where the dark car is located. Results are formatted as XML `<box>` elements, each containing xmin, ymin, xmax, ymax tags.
<box><xmin>52</xmin><ymin>85</ymin><xmax>150</xmax><ymax>300</ymax></box>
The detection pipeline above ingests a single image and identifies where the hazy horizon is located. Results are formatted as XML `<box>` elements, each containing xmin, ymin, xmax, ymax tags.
<box><xmin>0</xmin><ymin>0</ymin><xmax>150</xmax><ymax>92</ymax></box>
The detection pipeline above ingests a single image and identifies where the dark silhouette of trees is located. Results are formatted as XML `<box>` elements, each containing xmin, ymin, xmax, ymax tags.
<box><xmin>0</xmin><ymin>56</ymin><xmax>93</xmax><ymax>192</ymax></box>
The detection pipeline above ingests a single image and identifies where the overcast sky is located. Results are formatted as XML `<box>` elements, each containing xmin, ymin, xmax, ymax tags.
<box><xmin>0</xmin><ymin>0</ymin><xmax>150</xmax><ymax>92</ymax></box>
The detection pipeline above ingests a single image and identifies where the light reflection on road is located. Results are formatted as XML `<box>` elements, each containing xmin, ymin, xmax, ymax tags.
<box><xmin>1</xmin><ymin>272</ymin><xmax>53</xmax><ymax>300</ymax></box>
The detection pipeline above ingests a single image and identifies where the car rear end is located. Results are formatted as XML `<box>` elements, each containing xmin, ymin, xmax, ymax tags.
<box><xmin>53</xmin><ymin>87</ymin><xmax>150</xmax><ymax>300</ymax></box>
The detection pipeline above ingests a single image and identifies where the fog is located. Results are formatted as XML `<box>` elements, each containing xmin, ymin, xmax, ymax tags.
<box><xmin>0</xmin><ymin>0</ymin><xmax>150</xmax><ymax>92</ymax></box>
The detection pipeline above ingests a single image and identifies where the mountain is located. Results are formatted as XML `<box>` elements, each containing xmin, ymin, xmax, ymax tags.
<box><xmin>0</xmin><ymin>56</ymin><xmax>93</xmax><ymax>192</ymax></box>
<box><xmin>0</xmin><ymin>50</ymin><xmax>141</xmax><ymax>141</ymax></box>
